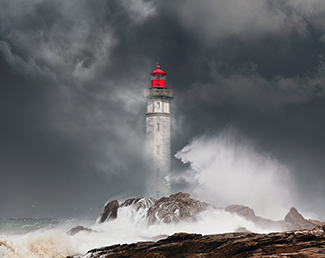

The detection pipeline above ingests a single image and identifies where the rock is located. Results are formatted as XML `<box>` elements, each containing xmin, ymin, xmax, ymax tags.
<box><xmin>146</xmin><ymin>192</ymin><xmax>211</xmax><ymax>224</ymax></box>
<box><xmin>97</xmin><ymin>192</ymin><xmax>211</xmax><ymax>225</ymax></box>
<box><xmin>285</xmin><ymin>207</ymin><xmax>307</xmax><ymax>225</ymax></box>
<box><xmin>225</xmin><ymin>205</ymin><xmax>325</xmax><ymax>231</ymax></box>
<box><xmin>235</xmin><ymin>227</ymin><xmax>251</xmax><ymax>233</ymax></box>
<box><xmin>225</xmin><ymin>204</ymin><xmax>289</xmax><ymax>231</ymax></box>
<box><xmin>67</xmin><ymin>226</ymin><xmax>92</xmax><ymax>235</ymax></box>
<box><xmin>225</xmin><ymin>204</ymin><xmax>256</xmax><ymax>221</ymax></box>
<box><xmin>284</xmin><ymin>207</ymin><xmax>322</xmax><ymax>230</ymax></box>
<box><xmin>80</xmin><ymin>227</ymin><xmax>325</xmax><ymax>258</ymax></box>
<box><xmin>97</xmin><ymin>200</ymin><xmax>119</xmax><ymax>223</ymax></box>
<box><xmin>121</xmin><ymin>197</ymin><xmax>156</xmax><ymax>211</ymax></box>
<box><xmin>96</xmin><ymin>194</ymin><xmax>325</xmax><ymax>232</ymax></box>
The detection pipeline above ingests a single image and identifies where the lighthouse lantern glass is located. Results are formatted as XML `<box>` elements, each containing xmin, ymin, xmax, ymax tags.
<box><xmin>151</xmin><ymin>65</ymin><xmax>167</xmax><ymax>88</ymax></box>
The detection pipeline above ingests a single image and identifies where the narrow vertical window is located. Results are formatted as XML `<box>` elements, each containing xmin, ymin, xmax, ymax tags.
<box><xmin>157</xmin><ymin>102</ymin><xmax>160</xmax><ymax>109</ymax></box>
<box><xmin>157</xmin><ymin>191</ymin><xmax>160</xmax><ymax>198</ymax></box>
<box><xmin>157</xmin><ymin>168</ymin><xmax>160</xmax><ymax>177</ymax></box>
<box><xmin>157</xmin><ymin>146</ymin><xmax>160</xmax><ymax>154</ymax></box>
<box><xmin>157</xmin><ymin>123</ymin><xmax>160</xmax><ymax>131</ymax></box>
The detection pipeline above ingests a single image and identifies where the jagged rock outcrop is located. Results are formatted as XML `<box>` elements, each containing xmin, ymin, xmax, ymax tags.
<box><xmin>98</xmin><ymin>200</ymin><xmax>119</xmax><ymax>223</ymax></box>
<box><xmin>77</xmin><ymin>226</ymin><xmax>325</xmax><ymax>258</ymax></box>
<box><xmin>147</xmin><ymin>192</ymin><xmax>211</xmax><ymax>224</ymax></box>
<box><xmin>225</xmin><ymin>204</ymin><xmax>290</xmax><ymax>231</ymax></box>
<box><xmin>284</xmin><ymin>207</ymin><xmax>325</xmax><ymax>230</ymax></box>
<box><xmin>97</xmin><ymin>192</ymin><xmax>211</xmax><ymax>225</ymax></box>
<box><xmin>120</xmin><ymin>197</ymin><xmax>156</xmax><ymax>210</ymax></box>
<box><xmin>68</xmin><ymin>193</ymin><xmax>325</xmax><ymax>257</ymax></box>
<box><xmin>225</xmin><ymin>205</ymin><xmax>325</xmax><ymax>231</ymax></box>
<box><xmin>97</xmin><ymin>194</ymin><xmax>325</xmax><ymax>232</ymax></box>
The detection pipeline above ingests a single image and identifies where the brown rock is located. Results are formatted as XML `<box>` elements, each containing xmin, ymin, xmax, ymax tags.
<box><xmin>146</xmin><ymin>192</ymin><xmax>211</xmax><ymax>224</ymax></box>
<box><xmin>98</xmin><ymin>200</ymin><xmax>119</xmax><ymax>223</ymax></box>
<box><xmin>225</xmin><ymin>204</ymin><xmax>256</xmax><ymax>221</ymax></box>
<box><xmin>284</xmin><ymin>207</ymin><xmax>318</xmax><ymax>230</ymax></box>
<box><xmin>144</xmin><ymin>252</ymin><xmax>166</xmax><ymax>258</ymax></box>
<box><xmin>81</xmin><ymin>227</ymin><xmax>325</xmax><ymax>258</ymax></box>
<box><xmin>225</xmin><ymin>204</ymin><xmax>288</xmax><ymax>231</ymax></box>
<box><xmin>121</xmin><ymin>197</ymin><xmax>156</xmax><ymax>211</ymax></box>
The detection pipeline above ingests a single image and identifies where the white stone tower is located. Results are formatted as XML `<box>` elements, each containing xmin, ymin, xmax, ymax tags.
<box><xmin>145</xmin><ymin>63</ymin><xmax>173</xmax><ymax>198</ymax></box>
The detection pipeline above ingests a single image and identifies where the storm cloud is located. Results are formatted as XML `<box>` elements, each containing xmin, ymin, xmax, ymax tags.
<box><xmin>1</xmin><ymin>0</ymin><xmax>325</xmax><ymax>219</ymax></box>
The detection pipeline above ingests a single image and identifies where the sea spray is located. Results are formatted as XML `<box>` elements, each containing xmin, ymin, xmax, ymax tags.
<box><xmin>1</xmin><ymin>201</ymin><xmax>275</xmax><ymax>257</ymax></box>
<box><xmin>0</xmin><ymin>231</ymin><xmax>73</xmax><ymax>258</ymax></box>
<box><xmin>174</xmin><ymin>128</ymin><xmax>297</xmax><ymax>220</ymax></box>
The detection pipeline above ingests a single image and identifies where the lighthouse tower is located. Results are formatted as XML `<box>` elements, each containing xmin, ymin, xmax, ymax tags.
<box><xmin>145</xmin><ymin>63</ymin><xmax>174</xmax><ymax>198</ymax></box>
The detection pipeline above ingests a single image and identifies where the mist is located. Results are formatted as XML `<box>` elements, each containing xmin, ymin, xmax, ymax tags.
<box><xmin>174</xmin><ymin>128</ymin><xmax>296</xmax><ymax>220</ymax></box>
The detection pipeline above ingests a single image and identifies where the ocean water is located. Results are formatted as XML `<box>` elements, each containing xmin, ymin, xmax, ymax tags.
<box><xmin>0</xmin><ymin>205</ymin><xmax>272</xmax><ymax>258</ymax></box>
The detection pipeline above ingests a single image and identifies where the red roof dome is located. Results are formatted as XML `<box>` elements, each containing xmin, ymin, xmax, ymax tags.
<box><xmin>151</xmin><ymin>65</ymin><xmax>166</xmax><ymax>76</ymax></box>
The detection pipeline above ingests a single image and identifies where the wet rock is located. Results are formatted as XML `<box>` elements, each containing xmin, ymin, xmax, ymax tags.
<box><xmin>67</xmin><ymin>226</ymin><xmax>92</xmax><ymax>235</ymax></box>
<box><xmin>146</xmin><ymin>192</ymin><xmax>211</xmax><ymax>224</ymax></box>
<box><xmin>97</xmin><ymin>200</ymin><xmax>119</xmax><ymax>223</ymax></box>
<box><xmin>80</xmin><ymin>227</ymin><xmax>325</xmax><ymax>258</ymax></box>
<box><xmin>97</xmin><ymin>192</ymin><xmax>211</xmax><ymax>225</ymax></box>
<box><xmin>96</xmin><ymin>194</ymin><xmax>325</xmax><ymax>232</ymax></box>
<box><xmin>121</xmin><ymin>197</ymin><xmax>156</xmax><ymax>211</ymax></box>
<box><xmin>224</xmin><ymin>205</ymin><xmax>325</xmax><ymax>231</ymax></box>
<box><xmin>284</xmin><ymin>207</ymin><xmax>325</xmax><ymax>230</ymax></box>
<box><xmin>225</xmin><ymin>204</ymin><xmax>288</xmax><ymax>230</ymax></box>
<box><xmin>225</xmin><ymin>205</ymin><xmax>256</xmax><ymax>220</ymax></box>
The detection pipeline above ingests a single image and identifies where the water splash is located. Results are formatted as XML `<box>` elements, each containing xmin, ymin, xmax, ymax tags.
<box><xmin>0</xmin><ymin>202</ymin><xmax>273</xmax><ymax>257</ymax></box>
<box><xmin>174</xmin><ymin>128</ymin><xmax>296</xmax><ymax>220</ymax></box>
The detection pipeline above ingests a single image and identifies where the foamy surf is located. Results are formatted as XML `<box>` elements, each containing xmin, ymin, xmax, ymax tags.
<box><xmin>1</xmin><ymin>203</ymin><xmax>273</xmax><ymax>258</ymax></box>
<box><xmin>0</xmin><ymin>230</ymin><xmax>72</xmax><ymax>258</ymax></box>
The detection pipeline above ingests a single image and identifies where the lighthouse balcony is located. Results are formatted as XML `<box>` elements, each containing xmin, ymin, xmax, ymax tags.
<box><xmin>144</xmin><ymin>88</ymin><xmax>174</xmax><ymax>99</ymax></box>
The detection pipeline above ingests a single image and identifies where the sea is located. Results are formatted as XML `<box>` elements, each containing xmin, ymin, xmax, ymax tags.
<box><xmin>0</xmin><ymin>205</ymin><xmax>269</xmax><ymax>258</ymax></box>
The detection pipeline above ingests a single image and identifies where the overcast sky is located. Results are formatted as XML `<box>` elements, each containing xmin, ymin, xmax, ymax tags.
<box><xmin>1</xmin><ymin>0</ymin><xmax>325</xmax><ymax>219</ymax></box>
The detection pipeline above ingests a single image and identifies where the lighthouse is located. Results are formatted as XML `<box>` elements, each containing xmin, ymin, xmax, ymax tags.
<box><xmin>144</xmin><ymin>63</ymin><xmax>174</xmax><ymax>198</ymax></box>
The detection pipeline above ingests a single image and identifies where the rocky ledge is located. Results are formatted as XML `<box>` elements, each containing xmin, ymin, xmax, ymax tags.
<box><xmin>97</xmin><ymin>192</ymin><xmax>210</xmax><ymax>224</ymax></box>
<box><xmin>97</xmin><ymin>192</ymin><xmax>324</xmax><ymax>231</ymax></box>
<box><xmin>74</xmin><ymin>226</ymin><xmax>325</xmax><ymax>258</ymax></box>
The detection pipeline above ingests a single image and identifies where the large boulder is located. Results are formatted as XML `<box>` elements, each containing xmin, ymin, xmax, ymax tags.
<box><xmin>146</xmin><ymin>192</ymin><xmax>211</xmax><ymax>224</ymax></box>
<box><xmin>97</xmin><ymin>192</ymin><xmax>211</xmax><ymax>225</ymax></box>
<box><xmin>120</xmin><ymin>197</ymin><xmax>156</xmax><ymax>210</ymax></box>
<box><xmin>97</xmin><ymin>200</ymin><xmax>119</xmax><ymax>223</ymax></box>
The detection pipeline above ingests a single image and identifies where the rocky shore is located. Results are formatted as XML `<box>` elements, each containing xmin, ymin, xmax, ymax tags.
<box><xmin>68</xmin><ymin>192</ymin><xmax>325</xmax><ymax>257</ymax></box>
<box><xmin>96</xmin><ymin>192</ymin><xmax>324</xmax><ymax>231</ymax></box>
<box><xmin>71</xmin><ymin>226</ymin><xmax>325</xmax><ymax>258</ymax></box>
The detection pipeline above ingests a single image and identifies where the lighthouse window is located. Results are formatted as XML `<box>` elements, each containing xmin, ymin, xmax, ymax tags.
<box><xmin>157</xmin><ymin>146</ymin><xmax>160</xmax><ymax>154</ymax></box>
<box><xmin>157</xmin><ymin>102</ymin><xmax>160</xmax><ymax>109</ymax></box>
<box><xmin>157</xmin><ymin>123</ymin><xmax>160</xmax><ymax>130</ymax></box>
<box><xmin>157</xmin><ymin>168</ymin><xmax>159</xmax><ymax>176</ymax></box>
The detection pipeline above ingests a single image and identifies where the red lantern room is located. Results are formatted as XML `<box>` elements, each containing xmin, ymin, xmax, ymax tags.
<box><xmin>151</xmin><ymin>64</ymin><xmax>166</xmax><ymax>88</ymax></box>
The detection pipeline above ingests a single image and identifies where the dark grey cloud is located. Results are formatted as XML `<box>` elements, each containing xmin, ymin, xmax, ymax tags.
<box><xmin>0</xmin><ymin>0</ymin><xmax>325</xmax><ymax>219</ymax></box>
